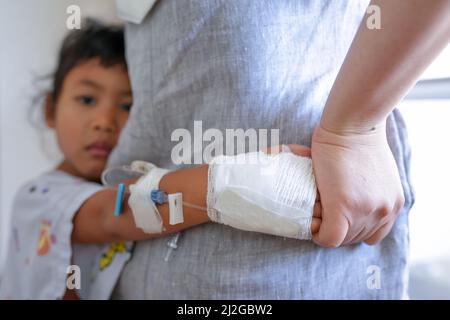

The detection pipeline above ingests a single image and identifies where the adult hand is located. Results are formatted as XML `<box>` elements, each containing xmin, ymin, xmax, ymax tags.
<box><xmin>310</xmin><ymin>122</ymin><xmax>405</xmax><ymax>247</ymax></box>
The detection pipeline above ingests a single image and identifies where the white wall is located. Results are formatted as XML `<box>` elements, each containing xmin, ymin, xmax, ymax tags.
<box><xmin>0</xmin><ymin>0</ymin><xmax>118</xmax><ymax>274</ymax></box>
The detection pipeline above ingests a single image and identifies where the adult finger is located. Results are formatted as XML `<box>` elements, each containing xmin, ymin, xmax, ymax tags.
<box><xmin>312</xmin><ymin>209</ymin><xmax>349</xmax><ymax>248</ymax></box>
<box><xmin>286</xmin><ymin>144</ymin><xmax>311</xmax><ymax>157</ymax></box>
<box><xmin>363</xmin><ymin>220</ymin><xmax>395</xmax><ymax>246</ymax></box>
<box><xmin>313</xmin><ymin>201</ymin><xmax>322</xmax><ymax>218</ymax></box>
<box><xmin>311</xmin><ymin>217</ymin><xmax>322</xmax><ymax>234</ymax></box>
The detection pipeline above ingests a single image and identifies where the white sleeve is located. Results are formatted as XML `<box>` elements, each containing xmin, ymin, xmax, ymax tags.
<box><xmin>0</xmin><ymin>171</ymin><xmax>103</xmax><ymax>299</ymax></box>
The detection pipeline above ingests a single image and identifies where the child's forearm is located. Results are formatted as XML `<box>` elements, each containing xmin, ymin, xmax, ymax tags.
<box><xmin>108</xmin><ymin>165</ymin><xmax>210</xmax><ymax>241</ymax></box>
<box><xmin>73</xmin><ymin>149</ymin><xmax>320</xmax><ymax>244</ymax></box>
<box><xmin>72</xmin><ymin>165</ymin><xmax>209</xmax><ymax>243</ymax></box>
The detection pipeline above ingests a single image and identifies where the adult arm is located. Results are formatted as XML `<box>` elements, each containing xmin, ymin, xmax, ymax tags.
<box><xmin>311</xmin><ymin>0</ymin><xmax>450</xmax><ymax>247</ymax></box>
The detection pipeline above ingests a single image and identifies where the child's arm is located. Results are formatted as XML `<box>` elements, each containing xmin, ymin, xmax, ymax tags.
<box><xmin>72</xmin><ymin>165</ymin><xmax>209</xmax><ymax>243</ymax></box>
<box><xmin>72</xmin><ymin>145</ymin><xmax>322</xmax><ymax>244</ymax></box>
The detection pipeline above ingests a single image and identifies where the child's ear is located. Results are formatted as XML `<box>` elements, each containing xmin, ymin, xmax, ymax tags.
<box><xmin>44</xmin><ymin>93</ymin><xmax>56</xmax><ymax>129</ymax></box>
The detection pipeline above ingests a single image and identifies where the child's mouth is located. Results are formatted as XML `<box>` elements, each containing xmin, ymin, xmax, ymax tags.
<box><xmin>86</xmin><ymin>142</ymin><xmax>112</xmax><ymax>158</ymax></box>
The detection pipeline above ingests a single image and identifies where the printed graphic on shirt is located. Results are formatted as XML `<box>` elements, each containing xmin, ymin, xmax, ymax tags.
<box><xmin>99</xmin><ymin>242</ymin><xmax>127</xmax><ymax>271</ymax></box>
<box><xmin>36</xmin><ymin>220</ymin><xmax>56</xmax><ymax>256</ymax></box>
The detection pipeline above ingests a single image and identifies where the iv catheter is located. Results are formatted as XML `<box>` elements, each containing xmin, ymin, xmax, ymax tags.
<box><xmin>101</xmin><ymin>165</ymin><xmax>207</xmax><ymax>216</ymax></box>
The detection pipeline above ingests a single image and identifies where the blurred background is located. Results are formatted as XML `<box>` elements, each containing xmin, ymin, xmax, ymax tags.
<box><xmin>1</xmin><ymin>0</ymin><xmax>449</xmax><ymax>299</ymax></box>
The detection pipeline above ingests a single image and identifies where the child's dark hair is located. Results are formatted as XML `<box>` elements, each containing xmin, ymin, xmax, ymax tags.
<box><xmin>51</xmin><ymin>19</ymin><xmax>126</xmax><ymax>103</ymax></box>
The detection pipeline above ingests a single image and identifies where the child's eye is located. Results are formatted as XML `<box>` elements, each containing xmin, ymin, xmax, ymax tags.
<box><xmin>76</xmin><ymin>95</ymin><xmax>96</xmax><ymax>106</ymax></box>
<box><xmin>120</xmin><ymin>103</ymin><xmax>132</xmax><ymax>112</ymax></box>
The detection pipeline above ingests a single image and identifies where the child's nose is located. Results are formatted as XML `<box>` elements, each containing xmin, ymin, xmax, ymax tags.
<box><xmin>91</xmin><ymin>108</ymin><xmax>117</xmax><ymax>133</ymax></box>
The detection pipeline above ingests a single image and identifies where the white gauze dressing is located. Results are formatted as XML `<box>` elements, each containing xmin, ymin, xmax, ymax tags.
<box><xmin>207</xmin><ymin>151</ymin><xmax>317</xmax><ymax>239</ymax></box>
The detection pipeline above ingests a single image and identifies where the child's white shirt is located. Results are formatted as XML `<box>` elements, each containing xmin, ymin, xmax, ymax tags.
<box><xmin>0</xmin><ymin>170</ymin><xmax>132</xmax><ymax>299</ymax></box>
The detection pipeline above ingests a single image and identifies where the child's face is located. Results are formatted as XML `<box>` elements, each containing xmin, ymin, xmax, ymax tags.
<box><xmin>46</xmin><ymin>58</ymin><xmax>132</xmax><ymax>182</ymax></box>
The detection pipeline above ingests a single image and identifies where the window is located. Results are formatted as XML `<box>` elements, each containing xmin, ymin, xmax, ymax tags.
<box><xmin>400</xmin><ymin>43</ymin><xmax>450</xmax><ymax>299</ymax></box>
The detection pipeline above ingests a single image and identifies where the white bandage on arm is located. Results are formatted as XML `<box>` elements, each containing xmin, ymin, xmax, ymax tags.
<box><xmin>128</xmin><ymin>164</ymin><xmax>170</xmax><ymax>233</ymax></box>
<box><xmin>207</xmin><ymin>151</ymin><xmax>317</xmax><ymax>240</ymax></box>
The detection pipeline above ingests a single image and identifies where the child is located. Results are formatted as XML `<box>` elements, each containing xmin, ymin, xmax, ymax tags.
<box><xmin>0</xmin><ymin>19</ymin><xmax>322</xmax><ymax>300</ymax></box>
<box><xmin>0</xmin><ymin>19</ymin><xmax>212</xmax><ymax>300</ymax></box>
